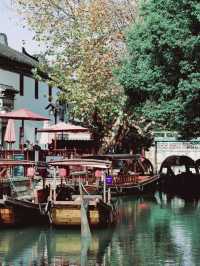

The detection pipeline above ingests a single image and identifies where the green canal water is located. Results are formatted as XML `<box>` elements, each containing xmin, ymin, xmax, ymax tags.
<box><xmin>1</xmin><ymin>193</ymin><xmax>200</xmax><ymax>266</ymax></box>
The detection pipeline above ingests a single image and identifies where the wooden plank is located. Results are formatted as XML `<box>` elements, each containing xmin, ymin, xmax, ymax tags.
<box><xmin>53</xmin><ymin>201</ymin><xmax>96</xmax><ymax>206</ymax></box>
<box><xmin>52</xmin><ymin>208</ymin><xmax>81</xmax><ymax>225</ymax></box>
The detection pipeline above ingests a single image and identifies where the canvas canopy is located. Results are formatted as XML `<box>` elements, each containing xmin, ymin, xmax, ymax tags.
<box><xmin>0</xmin><ymin>108</ymin><xmax>49</xmax><ymax>121</ymax></box>
<box><xmin>37</xmin><ymin>122</ymin><xmax>89</xmax><ymax>133</ymax></box>
<box><xmin>48</xmin><ymin>159</ymin><xmax>111</xmax><ymax>169</ymax></box>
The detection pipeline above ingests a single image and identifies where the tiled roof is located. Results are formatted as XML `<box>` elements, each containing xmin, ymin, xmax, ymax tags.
<box><xmin>0</xmin><ymin>43</ymin><xmax>38</xmax><ymax>67</ymax></box>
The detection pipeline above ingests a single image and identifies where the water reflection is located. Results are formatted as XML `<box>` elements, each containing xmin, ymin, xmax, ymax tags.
<box><xmin>0</xmin><ymin>227</ymin><xmax>113</xmax><ymax>266</ymax></box>
<box><xmin>1</xmin><ymin>194</ymin><xmax>200</xmax><ymax>265</ymax></box>
<box><xmin>111</xmin><ymin>195</ymin><xmax>200</xmax><ymax>266</ymax></box>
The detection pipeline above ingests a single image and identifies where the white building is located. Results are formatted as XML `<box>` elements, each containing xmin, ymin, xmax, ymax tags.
<box><xmin>0</xmin><ymin>33</ymin><xmax>59</xmax><ymax>148</ymax></box>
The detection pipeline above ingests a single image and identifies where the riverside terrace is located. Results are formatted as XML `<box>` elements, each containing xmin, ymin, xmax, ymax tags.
<box><xmin>0</xmin><ymin>143</ymin><xmax>96</xmax><ymax>162</ymax></box>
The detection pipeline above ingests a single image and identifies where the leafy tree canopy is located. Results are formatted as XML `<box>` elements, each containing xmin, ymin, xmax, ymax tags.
<box><xmin>14</xmin><ymin>0</ymin><xmax>151</xmax><ymax>152</ymax></box>
<box><xmin>117</xmin><ymin>0</ymin><xmax>200</xmax><ymax>139</ymax></box>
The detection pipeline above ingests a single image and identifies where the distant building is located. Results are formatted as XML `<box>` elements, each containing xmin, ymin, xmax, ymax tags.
<box><xmin>146</xmin><ymin>131</ymin><xmax>200</xmax><ymax>172</ymax></box>
<box><xmin>0</xmin><ymin>33</ymin><xmax>59</xmax><ymax>148</ymax></box>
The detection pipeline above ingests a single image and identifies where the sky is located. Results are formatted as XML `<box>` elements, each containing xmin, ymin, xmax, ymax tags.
<box><xmin>0</xmin><ymin>0</ymin><xmax>42</xmax><ymax>54</ymax></box>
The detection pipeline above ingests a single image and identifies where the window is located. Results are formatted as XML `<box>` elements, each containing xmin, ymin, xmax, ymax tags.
<box><xmin>34</xmin><ymin>128</ymin><xmax>37</xmax><ymax>142</ymax></box>
<box><xmin>35</xmin><ymin>80</ymin><xmax>39</xmax><ymax>99</ymax></box>
<box><xmin>19</xmin><ymin>73</ymin><xmax>24</xmax><ymax>96</ymax></box>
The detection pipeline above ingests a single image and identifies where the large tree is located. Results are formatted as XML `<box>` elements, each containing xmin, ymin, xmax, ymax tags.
<box><xmin>13</xmin><ymin>0</ymin><xmax>152</xmax><ymax>152</ymax></box>
<box><xmin>117</xmin><ymin>0</ymin><xmax>200</xmax><ymax>139</ymax></box>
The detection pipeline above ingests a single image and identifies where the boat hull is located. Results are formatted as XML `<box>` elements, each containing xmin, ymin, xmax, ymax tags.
<box><xmin>0</xmin><ymin>198</ymin><xmax>49</xmax><ymax>227</ymax></box>
<box><xmin>50</xmin><ymin>200</ymin><xmax>115</xmax><ymax>228</ymax></box>
<box><xmin>159</xmin><ymin>172</ymin><xmax>200</xmax><ymax>198</ymax></box>
<box><xmin>109</xmin><ymin>175</ymin><xmax>160</xmax><ymax>196</ymax></box>
<box><xmin>84</xmin><ymin>175</ymin><xmax>160</xmax><ymax>197</ymax></box>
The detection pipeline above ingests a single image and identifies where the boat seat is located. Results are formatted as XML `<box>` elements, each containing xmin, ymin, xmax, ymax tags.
<box><xmin>72</xmin><ymin>195</ymin><xmax>102</xmax><ymax>200</ymax></box>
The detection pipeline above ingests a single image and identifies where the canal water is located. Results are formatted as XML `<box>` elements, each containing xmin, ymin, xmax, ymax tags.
<box><xmin>1</xmin><ymin>193</ymin><xmax>200</xmax><ymax>266</ymax></box>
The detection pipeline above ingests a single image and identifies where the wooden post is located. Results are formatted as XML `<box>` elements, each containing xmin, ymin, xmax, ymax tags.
<box><xmin>155</xmin><ymin>141</ymin><xmax>158</xmax><ymax>174</ymax></box>
<box><xmin>21</xmin><ymin>120</ymin><xmax>24</xmax><ymax>149</ymax></box>
<box><xmin>103</xmin><ymin>172</ymin><xmax>106</xmax><ymax>203</ymax></box>
<box><xmin>53</xmin><ymin>167</ymin><xmax>57</xmax><ymax>201</ymax></box>
<box><xmin>79</xmin><ymin>176</ymin><xmax>91</xmax><ymax>239</ymax></box>
<box><xmin>108</xmin><ymin>188</ymin><xmax>111</xmax><ymax>204</ymax></box>
<box><xmin>34</xmin><ymin>128</ymin><xmax>37</xmax><ymax>143</ymax></box>
<box><xmin>54</xmin><ymin>133</ymin><xmax>57</xmax><ymax>150</ymax></box>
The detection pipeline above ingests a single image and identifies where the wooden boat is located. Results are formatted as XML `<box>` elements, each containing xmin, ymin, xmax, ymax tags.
<box><xmin>0</xmin><ymin>197</ymin><xmax>48</xmax><ymax>227</ymax></box>
<box><xmin>46</xmin><ymin>159</ymin><xmax>117</xmax><ymax>228</ymax></box>
<box><xmin>159</xmin><ymin>155</ymin><xmax>200</xmax><ymax>197</ymax></box>
<box><xmin>0</xmin><ymin>159</ymin><xmax>43</xmax><ymax>199</ymax></box>
<box><xmin>82</xmin><ymin>154</ymin><xmax>160</xmax><ymax>196</ymax></box>
<box><xmin>49</xmin><ymin>195</ymin><xmax>115</xmax><ymax>228</ymax></box>
<box><xmin>0</xmin><ymin>159</ymin><xmax>48</xmax><ymax>226</ymax></box>
<box><xmin>196</xmin><ymin>159</ymin><xmax>200</xmax><ymax>172</ymax></box>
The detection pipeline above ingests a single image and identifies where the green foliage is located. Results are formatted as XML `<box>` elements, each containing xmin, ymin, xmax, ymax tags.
<box><xmin>117</xmin><ymin>0</ymin><xmax>200</xmax><ymax>139</ymax></box>
<box><xmin>14</xmin><ymin>0</ymin><xmax>144</xmax><ymax>152</ymax></box>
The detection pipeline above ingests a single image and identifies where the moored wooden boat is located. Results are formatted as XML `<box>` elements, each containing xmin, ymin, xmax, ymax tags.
<box><xmin>106</xmin><ymin>173</ymin><xmax>160</xmax><ymax>196</ymax></box>
<box><xmin>1</xmin><ymin>197</ymin><xmax>49</xmax><ymax>226</ymax></box>
<box><xmin>50</xmin><ymin>195</ymin><xmax>114</xmax><ymax>227</ymax></box>
<box><xmin>82</xmin><ymin>154</ymin><xmax>160</xmax><ymax>196</ymax></box>
<box><xmin>47</xmin><ymin>159</ymin><xmax>117</xmax><ymax>228</ymax></box>
<box><xmin>0</xmin><ymin>159</ymin><xmax>48</xmax><ymax>226</ymax></box>
<box><xmin>159</xmin><ymin>155</ymin><xmax>200</xmax><ymax>197</ymax></box>
<box><xmin>0</xmin><ymin>159</ymin><xmax>44</xmax><ymax>199</ymax></box>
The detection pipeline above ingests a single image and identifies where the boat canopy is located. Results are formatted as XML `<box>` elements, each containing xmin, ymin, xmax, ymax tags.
<box><xmin>0</xmin><ymin>159</ymin><xmax>45</xmax><ymax>167</ymax></box>
<box><xmin>48</xmin><ymin>158</ymin><xmax>111</xmax><ymax>169</ymax></box>
<box><xmin>82</xmin><ymin>154</ymin><xmax>154</xmax><ymax>173</ymax></box>
<box><xmin>82</xmin><ymin>154</ymin><xmax>141</xmax><ymax>160</ymax></box>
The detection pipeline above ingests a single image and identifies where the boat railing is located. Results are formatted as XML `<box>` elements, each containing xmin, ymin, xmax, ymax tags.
<box><xmin>42</xmin><ymin>173</ymin><xmax>153</xmax><ymax>188</ymax></box>
<box><xmin>111</xmin><ymin>174</ymin><xmax>138</xmax><ymax>185</ymax></box>
<box><xmin>0</xmin><ymin>149</ymin><xmax>91</xmax><ymax>162</ymax></box>
<box><xmin>41</xmin><ymin>175</ymin><xmax>99</xmax><ymax>188</ymax></box>
<box><xmin>111</xmin><ymin>173</ymin><xmax>153</xmax><ymax>185</ymax></box>
<box><xmin>0</xmin><ymin>176</ymin><xmax>31</xmax><ymax>183</ymax></box>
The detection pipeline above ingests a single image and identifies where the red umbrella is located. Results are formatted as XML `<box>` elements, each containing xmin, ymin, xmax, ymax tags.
<box><xmin>4</xmin><ymin>119</ymin><xmax>16</xmax><ymax>145</ymax></box>
<box><xmin>37</xmin><ymin>122</ymin><xmax>89</xmax><ymax>133</ymax></box>
<box><xmin>37</xmin><ymin>122</ymin><xmax>89</xmax><ymax>150</ymax></box>
<box><xmin>0</xmin><ymin>108</ymin><xmax>49</xmax><ymax>121</ymax></box>
<box><xmin>0</xmin><ymin>108</ymin><xmax>49</xmax><ymax>148</ymax></box>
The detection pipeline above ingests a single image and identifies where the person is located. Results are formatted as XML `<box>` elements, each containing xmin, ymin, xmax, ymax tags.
<box><xmin>23</xmin><ymin>143</ymin><xmax>27</xmax><ymax>150</ymax></box>
<box><xmin>48</xmin><ymin>139</ymin><xmax>55</xmax><ymax>150</ymax></box>
<box><xmin>33</xmin><ymin>140</ymin><xmax>41</xmax><ymax>151</ymax></box>
<box><xmin>33</xmin><ymin>140</ymin><xmax>41</xmax><ymax>161</ymax></box>
<box><xmin>24</xmin><ymin>140</ymin><xmax>32</xmax><ymax>151</ymax></box>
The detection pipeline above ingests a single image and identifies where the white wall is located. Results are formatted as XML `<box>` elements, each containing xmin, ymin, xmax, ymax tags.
<box><xmin>146</xmin><ymin>141</ymin><xmax>200</xmax><ymax>173</ymax></box>
<box><xmin>0</xmin><ymin>69</ymin><xmax>18</xmax><ymax>89</ymax></box>
<box><xmin>0</xmin><ymin>68</ymin><xmax>59</xmax><ymax>148</ymax></box>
